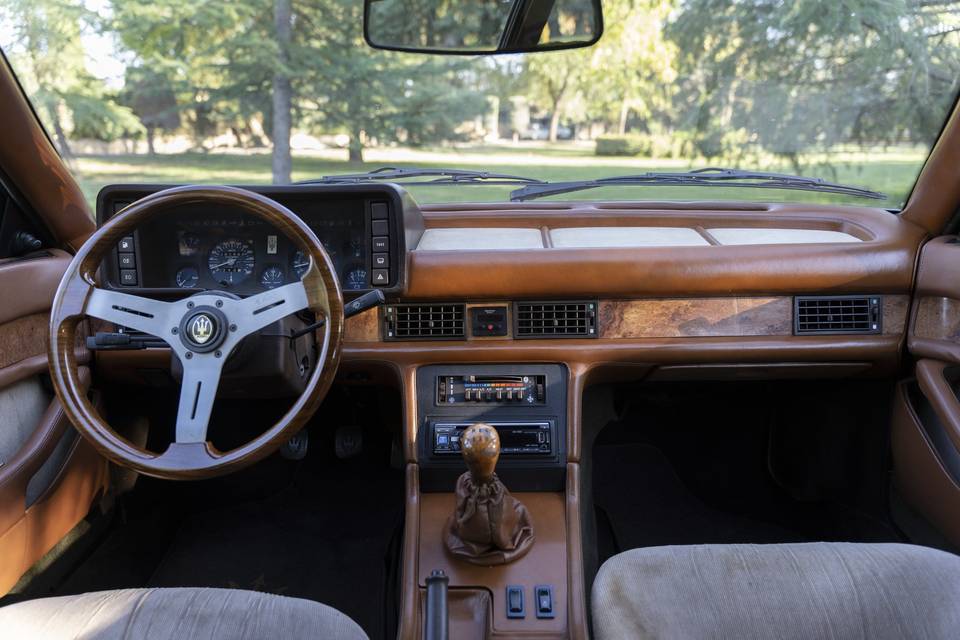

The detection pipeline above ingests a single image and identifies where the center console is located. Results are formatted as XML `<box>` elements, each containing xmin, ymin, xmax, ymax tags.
<box><xmin>412</xmin><ymin>363</ymin><xmax>571</xmax><ymax>638</ymax></box>
<box><xmin>416</xmin><ymin>364</ymin><xmax>567</xmax><ymax>491</ymax></box>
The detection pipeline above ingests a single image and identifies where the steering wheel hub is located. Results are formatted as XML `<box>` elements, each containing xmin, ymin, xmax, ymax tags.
<box><xmin>180</xmin><ymin>306</ymin><xmax>227</xmax><ymax>353</ymax></box>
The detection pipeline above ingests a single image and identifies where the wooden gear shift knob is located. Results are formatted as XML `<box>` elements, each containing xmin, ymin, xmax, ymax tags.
<box><xmin>460</xmin><ymin>423</ymin><xmax>500</xmax><ymax>484</ymax></box>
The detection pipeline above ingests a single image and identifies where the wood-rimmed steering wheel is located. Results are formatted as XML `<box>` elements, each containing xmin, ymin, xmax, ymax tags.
<box><xmin>48</xmin><ymin>185</ymin><xmax>344</xmax><ymax>480</ymax></box>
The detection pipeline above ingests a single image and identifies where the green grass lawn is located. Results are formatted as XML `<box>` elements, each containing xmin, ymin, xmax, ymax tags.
<box><xmin>69</xmin><ymin>143</ymin><xmax>926</xmax><ymax>211</ymax></box>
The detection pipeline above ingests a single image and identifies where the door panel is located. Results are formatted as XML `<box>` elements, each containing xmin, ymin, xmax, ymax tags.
<box><xmin>895</xmin><ymin>235</ymin><xmax>960</xmax><ymax>547</ymax></box>
<box><xmin>0</xmin><ymin>250</ymin><xmax>109</xmax><ymax>594</ymax></box>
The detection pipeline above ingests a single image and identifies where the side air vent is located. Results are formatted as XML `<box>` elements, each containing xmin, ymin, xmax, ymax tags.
<box><xmin>514</xmin><ymin>301</ymin><xmax>598</xmax><ymax>338</ymax></box>
<box><xmin>794</xmin><ymin>296</ymin><xmax>882</xmax><ymax>335</ymax></box>
<box><xmin>384</xmin><ymin>304</ymin><xmax>466</xmax><ymax>340</ymax></box>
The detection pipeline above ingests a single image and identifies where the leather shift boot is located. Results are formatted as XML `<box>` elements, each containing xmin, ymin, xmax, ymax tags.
<box><xmin>444</xmin><ymin>472</ymin><xmax>535</xmax><ymax>565</ymax></box>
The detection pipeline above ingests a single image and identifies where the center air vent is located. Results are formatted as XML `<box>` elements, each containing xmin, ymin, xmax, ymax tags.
<box><xmin>514</xmin><ymin>301</ymin><xmax>598</xmax><ymax>338</ymax></box>
<box><xmin>794</xmin><ymin>296</ymin><xmax>881</xmax><ymax>335</ymax></box>
<box><xmin>384</xmin><ymin>304</ymin><xmax>465</xmax><ymax>340</ymax></box>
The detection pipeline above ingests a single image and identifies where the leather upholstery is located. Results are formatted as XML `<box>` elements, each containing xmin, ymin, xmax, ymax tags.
<box><xmin>0</xmin><ymin>588</ymin><xmax>368</xmax><ymax>639</ymax></box>
<box><xmin>592</xmin><ymin>543</ymin><xmax>960</xmax><ymax>640</ymax></box>
<box><xmin>0</xmin><ymin>252</ymin><xmax>107</xmax><ymax>596</ymax></box>
<box><xmin>444</xmin><ymin>472</ymin><xmax>535</xmax><ymax>565</ymax></box>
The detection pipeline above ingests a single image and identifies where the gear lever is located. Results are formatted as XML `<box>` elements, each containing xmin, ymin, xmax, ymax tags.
<box><xmin>461</xmin><ymin>422</ymin><xmax>500</xmax><ymax>484</ymax></box>
<box><xmin>444</xmin><ymin>423</ymin><xmax>535</xmax><ymax>565</ymax></box>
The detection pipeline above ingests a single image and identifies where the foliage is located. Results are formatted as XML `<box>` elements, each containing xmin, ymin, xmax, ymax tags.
<box><xmin>596</xmin><ymin>132</ymin><xmax>684</xmax><ymax>157</ymax></box>
<box><xmin>2</xmin><ymin>0</ymin><xmax>959</xmax><ymax>183</ymax></box>
<box><xmin>0</xmin><ymin>0</ymin><xmax>142</xmax><ymax>151</ymax></box>
<box><xmin>667</xmin><ymin>0</ymin><xmax>960</xmax><ymax>170</ymax></box>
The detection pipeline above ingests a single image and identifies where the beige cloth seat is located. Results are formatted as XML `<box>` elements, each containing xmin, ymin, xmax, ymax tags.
<box><xmin>592</xmin><ymin>542</ymin><xmax>960</xmax><ymax>640</ymax></box>
<box><xmin>0</xmin><ymin>587</ymin><xmax>368</xmax><ymax>640</ymax></box>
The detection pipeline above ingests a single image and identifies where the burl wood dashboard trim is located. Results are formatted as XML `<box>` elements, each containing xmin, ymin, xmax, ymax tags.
<box><xmin>914</xmin><ymin>297</ymin><xmax>960</xmax><ymax>343</ymax></box>
<box><xmin>346</xmin><ymin>295</ymin><xmax>910</xmax><ymax>342</ymax></box>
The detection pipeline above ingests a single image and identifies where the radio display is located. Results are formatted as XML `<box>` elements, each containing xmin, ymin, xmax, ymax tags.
<box><xmin>436</xmin><ymin>374</ymin><xmax>545</xmax><ymax>405</ymax></box>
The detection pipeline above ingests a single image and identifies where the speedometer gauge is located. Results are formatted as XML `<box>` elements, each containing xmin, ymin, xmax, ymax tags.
<box><xmin>208</xmin><ymin>239</ymin><xmax>255</xmax><ymax>286</ymax></box>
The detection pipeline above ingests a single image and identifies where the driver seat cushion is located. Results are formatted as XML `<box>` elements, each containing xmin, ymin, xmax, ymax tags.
<box><xmin>592</xmin><ymin>542</ymin><xmax>960</xmax><ymax>640</ymax></box>
<box><xmin>0</xmin><ymin>587</ymin><xmax>368</xmax><ymax>640</ymax></box>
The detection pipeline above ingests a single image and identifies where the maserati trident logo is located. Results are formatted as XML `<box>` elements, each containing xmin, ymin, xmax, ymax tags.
<box><xmin>188</xmin><ymin>313</ymin><xmax>215</xmax><ymax>345</ymax></box>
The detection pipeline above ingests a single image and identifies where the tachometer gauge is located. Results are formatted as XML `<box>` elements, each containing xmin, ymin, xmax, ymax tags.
<box><xmin>260</xmin><ymin>265</ymin><xmax>285</xmax><ymax>289</ymax></box>
<box><xmin>208</xmin><ymin>239</ymin><xmax>255</xmax><ymax>286</ymax></box>
<box><xmin>175</xmin><ymin>266</ymin><xmax>200</xmax><ymax>288</ymax></box>
<box><xmin>291</xmin><ymin>250</ymin><xmax>310</xmax><ymax>279</ymax></box>
<box><xmin>343</xmin><ymin>266</ymin><xmax>368</xmax><ymax>290</ymax></box>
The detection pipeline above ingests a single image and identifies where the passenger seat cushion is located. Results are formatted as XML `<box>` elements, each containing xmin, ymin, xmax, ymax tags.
<box><xmin>0</xmin><ymin>587</ymin><xmax>368</xmax><ymax>640</ymax></box>
<box><xmin>592</xmin><ymin>543</ymin><xmax>960</xmax><ymax>640</ymax></box>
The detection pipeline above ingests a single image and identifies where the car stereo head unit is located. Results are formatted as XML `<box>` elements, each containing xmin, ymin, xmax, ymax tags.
<box><xmin>432</xmin><ymin>422</ymin><xmax>553</xmax><ymax>456</ymax></box>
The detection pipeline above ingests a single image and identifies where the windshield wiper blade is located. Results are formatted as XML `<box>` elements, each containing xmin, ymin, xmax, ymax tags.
<box><xmin>298</xmin><ymin>166</ymin><xmax>546</xmax><ymax>186</ymax></box>
<box><xmin>509</xmin><ymin>167</ymin><xmax>886</xmax><ymax>202</ymax></box>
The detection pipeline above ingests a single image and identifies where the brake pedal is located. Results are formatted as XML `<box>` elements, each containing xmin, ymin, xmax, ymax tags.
<box><xmin>280</xmin><ymin>429</ymin><xmax>309</xmax><ymax>460</ymax></box>
<box><xmin>335</xmin><ymin>425</ymin><xmax>363</xmax><ymax>459</ymax></box>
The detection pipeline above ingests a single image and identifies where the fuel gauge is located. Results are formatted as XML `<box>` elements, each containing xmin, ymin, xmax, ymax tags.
<box><xmin>175</xmin><ymin>266</ymin><xmax>200</xmax><ymax>288</ymax></box>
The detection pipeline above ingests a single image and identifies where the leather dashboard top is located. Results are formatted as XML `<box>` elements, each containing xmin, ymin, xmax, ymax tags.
<box><xmin>405</xmin><ymin>202</ymin><xmax>926</xmax><ymax>299</ymax></box>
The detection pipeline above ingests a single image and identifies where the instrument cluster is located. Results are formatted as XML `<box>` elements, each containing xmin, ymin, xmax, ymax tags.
<box><xmin>166</xmin><ymin>213</ymin><xmax>369</xmax><ymax>294</ymax></box>
<box><xmin>99</xmin><ymin>185</ymin><xmax>407</xmax><ymax>296</ymax></box>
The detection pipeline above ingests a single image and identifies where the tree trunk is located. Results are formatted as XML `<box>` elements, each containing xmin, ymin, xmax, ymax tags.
<box><xmin>618</xmin><ymin>100</ymin><xmax>629</xmax><ymax>135</ymax></box>
<box><xmin>146</xmin><ymin>126</ymin><xmax>156</xmax><ymax>155</ymax></box>
<box><xmin>271</xmin><ymin>0</ymin><xmax>293</xmax><ymax>184</ymax></box>
<box><xmin>45</xmin><ymin>101</ymin><xmax>72</xmax><ymax>158</ymax></box>
<box><xmin>548</xmin><ymin>108</ymin><xmax>561</xmax><ymax>143</ymax></box>
<box><xmin>348</xmin><ymin>131</ymin><xmax>364</xmax><ymax>163</ymax></box>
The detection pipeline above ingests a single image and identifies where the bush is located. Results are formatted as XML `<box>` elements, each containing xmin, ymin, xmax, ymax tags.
<box><xmin>596</xmin><ymin>134</ymin><xmax>645</xmax><ymax>156</ymax></box>
<box><xmin>595</xmin><ymin>133</ymin><xmax>682</xmax><ymax>158</ymax></box>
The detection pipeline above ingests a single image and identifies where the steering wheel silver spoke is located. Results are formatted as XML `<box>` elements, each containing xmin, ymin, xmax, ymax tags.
<box><xmin>232</xmin><ymin>281</ymin><xmax>311</xmax><ymax>337</ymax></box>
<box><xmin>174</xmin><ymin>354</ymin><xmax>226</xmax><ymax>444</ymax></box>
<box><xmin>84</xmin><ymin>287</ymin><xmax>178</xmax><ymax>343</ymax></box>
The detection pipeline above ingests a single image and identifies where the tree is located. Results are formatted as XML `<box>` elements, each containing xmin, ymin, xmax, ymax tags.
<box><xmin>524</xmin><ymin>49</ymin><xmax>585</xmax><ymax>142</ymax></box>
<box><xmin>2</xmin><ymin>0</ymin><xmax>142</xmax><ymax>156</ymax></box>
<box><xmin>124</xmin><ymin>67</ymin><xmax>180</xmax><ymax>154</ymax></box>
<box><xmin>110</xmin><ymin>0</ymin><xmax>275</xmax><ymax>150</ymax></box>
<box><xmin>272</xmin><ymin>0</ymin><xmax>293</xmax><ymax>183</ymax></box>
<box><xmin>582</xmin><ymin>0</ymin><xmax>678</xmax><ymax>136</ymax></box>
<box><xmin>668</xmin><ymin>0</ymin><xmax>960</xmax><ymax>168</ymax></box>
<box><xmin>298</xmin><ymin>0</ymin><xmax>487</xmax><ymax>162</ymax></box>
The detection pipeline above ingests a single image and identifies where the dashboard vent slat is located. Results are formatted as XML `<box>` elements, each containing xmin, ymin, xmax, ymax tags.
<box><xmin>514</xmin><ymin>300</ymin><xmax>598</xmax><ymax>339</ymax></box>
<box><xmin>794</xmin><ymin>296</ymin><xmax>882</xmax><ymax>335</ymax></box>
<box><xmin>384</xmin><ymin>303</ymin><xmax>465</xmax><ymax>340</ymax></box>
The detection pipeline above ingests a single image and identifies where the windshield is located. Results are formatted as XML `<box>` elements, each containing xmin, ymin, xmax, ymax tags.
<box><xmin>2</xmin><ymin>0</ymin><xmax>959</xmax><ymax>210</ymax></box>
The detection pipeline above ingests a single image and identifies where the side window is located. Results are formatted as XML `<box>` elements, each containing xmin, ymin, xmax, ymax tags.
<box><xmin>0</xmin><ymin>185</ymin><xmax>50</xmax><ymax>259</ymax></box>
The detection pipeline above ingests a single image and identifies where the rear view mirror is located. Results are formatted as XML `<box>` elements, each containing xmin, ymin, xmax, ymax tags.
<box><xmin>364</xmin><ymin>0</ymin><xmax>603</xmax><ymax>55</ymax></box>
